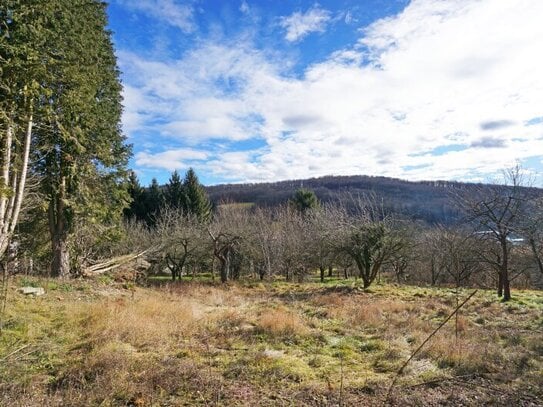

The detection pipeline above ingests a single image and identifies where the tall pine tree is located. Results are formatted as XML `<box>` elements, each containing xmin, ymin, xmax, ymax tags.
<box><xmin>31</xmin><ymin>0</ymin><xmax>130</xmax><ymax>277</ymax></box>
<box><xmin>124</xmin><ymin>171</ymin><xmax>147</xmax><ymax>222</ymax></box>
<box><xmin>145</xmin><ymin>178</ymin><xmax>163</xmax><ymax>226</ymax></box>
<box><xmin>164</xmin><ymin>170</ymin><xmax>186</xmax><ymax>210</ymax></box>
<box><xmin>183</xmin><ymin>168</ymin><xmax>211</xmax><ymax>221</ymax></box>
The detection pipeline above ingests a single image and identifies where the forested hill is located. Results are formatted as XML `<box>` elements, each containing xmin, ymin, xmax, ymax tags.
<box><xmin>205</xmin><ymin>175</ymin><xmax>492</xmax><ymax>225</ymax></box>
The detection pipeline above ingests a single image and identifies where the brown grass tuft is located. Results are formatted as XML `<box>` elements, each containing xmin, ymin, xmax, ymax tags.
<box><xmin>257</xmin><ymin>306</ymin><xmax>309</xmax><ymax>337</ymax></box>
<box><xmin>75</xmin><ymin>292</ymin><xmax>201</xmax><ymax>350</ymax></box>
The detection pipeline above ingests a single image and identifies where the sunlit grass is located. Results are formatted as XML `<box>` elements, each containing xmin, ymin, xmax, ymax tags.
<box><xmin>1</xmin><ymin>275</ymin><xmax>542</xmax><ymax>405</ymax></box>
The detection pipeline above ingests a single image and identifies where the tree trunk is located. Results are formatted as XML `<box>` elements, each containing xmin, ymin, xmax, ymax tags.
<box><xmin>220</xmin><ymin>250</ymin><xmax>230</xmax><ymax>283</ymax></box>
<box><xmin>497</xmin><ymin>271</ymin><xmax>504</xmax><ymax>297</ymax></box>
<box><xmin>49</xmin><ymin>176</ymin><xmax>70</xmax><ymax>278</ymax></box>
<box><xmin>51</xmin><ymin>234</ymin><xmax>70</xmax><ymax>278</ymax></box>
<box><xmin>498</xmin><ymin>237</ymin><xmax>508</xmax><ymax>299</ymax></box>
<box><xmin>320</xmin><ymin>266</ymin><xmax>325</xmax><ymax>283</ymax></box>
<box><xmin>529</xmin><ymin>238</ymin><xmax>543</xmax><ymax>276</ymax></box>
<box><xmin>0</xmin><ymin>114</ymin><xmax>32</xmax><ymax>260</ymax></box>
<box><xmin>328</xmin><ymin>265</ymin><xmax>333</xmax><ymax>277</ymax></box>
<box><xmin>502</xmin><ymin>274</ymin><xmax>511</xmax><ymax>301</ymax></box>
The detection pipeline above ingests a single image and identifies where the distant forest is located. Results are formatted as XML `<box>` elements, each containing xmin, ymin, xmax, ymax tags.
<box><xmin>205</xmin><ymin>175</ymin><xmax>536</xmax><ymax>225</ymax></box>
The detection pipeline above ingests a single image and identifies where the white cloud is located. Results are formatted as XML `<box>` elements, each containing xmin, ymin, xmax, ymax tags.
<box><xmin>280</xmin><ymin>5</ymin><xmax>332</xmax><ymax>42</ymax></box>
<box><xmin>116</xmin><ymin>0</ymin><xmax>195</xmax><ymax>32</ymax></box>
<box><xmin>240</xmin><ymin>0</ymin><xmax>249</xmax><ymax>15</ymax></box>
<box><xmin>123</xmin><ymin>0</ymin><xmax>543</xmax><ymax>184</ymax></box>
<box><xmin>135</xmin><ymin>149</ymin><xmax>209</xmax><ymax>171</ymax></box>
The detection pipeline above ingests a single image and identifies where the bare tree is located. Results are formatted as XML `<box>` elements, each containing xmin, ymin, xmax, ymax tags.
<box><xmin>518</xmin><ymin>197</ymin><xmax>543</xmax><ymax>286</ymax></box>
<box><xmin>154</xmin><ymin>208</ymin><xmax>207</xmax><ymax>281</ymax></box>
<box><xmin>273</xmin><ymin>206</ymin><xmax>311</xmax><ymax>282</ymax></box>
<box><xmin>458</xmin><ymin>166</ymin><xmax>533</xmax><ymax>301</ymax></box>
<box><xmin>245</xmin><ymin>207</ymin><xmax>279</xmax><ymax>280</ymax></box>
<box><xmin>208</xmin><ymin>204</ymin><xmax>251</xmax><ymax>283</ymax></box>
<box><xmin>435</xmin><ymin>226</ymin><xmax>482</xmax><ymax>287</ymax></box>
<box><xmin>306</xmin><ymin>205</ymin><xmax>336</xmax><ymax>282</ymax></box>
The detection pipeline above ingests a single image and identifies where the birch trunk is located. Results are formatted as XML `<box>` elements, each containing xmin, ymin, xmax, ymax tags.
<box><xmin>0</xmin><ymin>114</ymin><xmax>33</xmax><ymax>259</ymax></box>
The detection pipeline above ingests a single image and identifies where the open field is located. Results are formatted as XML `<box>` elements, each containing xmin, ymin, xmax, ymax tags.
<box><xmin>1</xmin><ymin>276</ymin><xmax>542</xmax><ymax>406</ymax></box>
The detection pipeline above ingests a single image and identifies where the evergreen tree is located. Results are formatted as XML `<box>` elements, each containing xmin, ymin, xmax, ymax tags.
<box><xmin>183</xmin><ymin>168</ymin><xmax>211</xmax><ymax>221</ymax></box>
<box><xmin>290</xmin><ymin>188</ymin><xmax>319</xmax><ymax>215</ymax></box>
<box><xmin>124</xmin><ymin>171</ymin><xmax>147</xmax><ymax>222</ymax></box>
<box><xmin>164</xmin><ymin>170</ymin><xmax>186</xmax><ymax>210</ymax></box>
<box><xmin>145</xmin><ymin>178</ymin><xmax>163</xmax><ymax>225</ymax></box>
<box><xmin>30</xmin><ymin>0</ymin><xmax>130</xmax><ymax>277</ymax></box>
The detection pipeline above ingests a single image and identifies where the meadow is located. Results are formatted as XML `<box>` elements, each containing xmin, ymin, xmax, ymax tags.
<box><xmin>1</xmin><ymin>275</ymin><xmax>542</xmax><ymax>406</ymax></box>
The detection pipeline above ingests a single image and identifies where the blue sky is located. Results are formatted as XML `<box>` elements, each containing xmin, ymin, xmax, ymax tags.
<box><xmin>107</xmin><ymin>0</ymin><xmax>543</xmax><ymax>186</ymax></box>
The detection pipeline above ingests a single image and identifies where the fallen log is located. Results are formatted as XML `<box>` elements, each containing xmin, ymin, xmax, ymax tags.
<box><xmin>81</xmin><ymin>248</ymin><xmax>155</xmax><ymax>276</ymax></box>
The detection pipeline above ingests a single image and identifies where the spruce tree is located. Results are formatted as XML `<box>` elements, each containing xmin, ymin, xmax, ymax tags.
<box><xmin>164</xmin><ymin>170</ymin><xmax>186</xmax><ymax>210</ymax></box>
<box><xmin>145</xmin><ymin>178</ymin><xmax>163</xmax><ymax>225</ymax></box>
<box><xmin>124</xmin><ymin>171</ymin><xmax>147</xmax><ymax>222</ymax></box>
<box><xmin>183</xmin><ymin>168</ymin><xmax>212</xmax><ymax>221</ymax></box>
<box><xmin>290</xmin><ymin>188</ymin><xmax>319</xmax><ymax>215</ymax></box>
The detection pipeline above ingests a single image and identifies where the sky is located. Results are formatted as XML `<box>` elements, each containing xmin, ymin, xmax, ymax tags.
<box><xmin>107</xmin><ymin>0</ymin><xmax>543</xmax><ymax>186</ymax></box>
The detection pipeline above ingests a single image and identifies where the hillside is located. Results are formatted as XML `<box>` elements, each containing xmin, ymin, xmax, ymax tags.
<box><xmin>206</xmin><ymin>175</ymin><xmax>487</xmax><ymax>224</ymax></box>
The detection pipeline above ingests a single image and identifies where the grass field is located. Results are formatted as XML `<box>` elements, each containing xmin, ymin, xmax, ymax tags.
<box><xmin>1</xmin><ymin>275</ymin><xmax>542</xmax><ymax>406</ymax></box>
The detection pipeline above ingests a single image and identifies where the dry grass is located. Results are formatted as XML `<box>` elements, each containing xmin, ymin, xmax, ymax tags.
<box><xmin>256</xmin><ymin>305</ymin><xmax>310</xmax><ymax>337</ymax></box>
<box><xmin>74</xmin><ymin>294</ymin><xmax>202</xmax><ymax>351</ymax></box>
<box><xmin>1</xmin><ymin>277</ymin><xmax>542</xmax><ymax>406</ymax></box>
<box><xmin>417</xmin><ymin>333</ymin><xmax>503</xmax><ymax>375</ymax></box>
<box><xmin>315</xmin><ymin>293</ymin><xmax>412</xmax><ymax>328</ymax></box>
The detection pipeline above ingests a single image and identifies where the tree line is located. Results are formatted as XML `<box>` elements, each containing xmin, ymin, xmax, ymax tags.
<box><xmin>2</xmin><ymin>2</ymin><xmax>543</xmax><ymax>304</ymax></box>
<box><xmin>117</xmin><ymin>173</ymin><xmax>543</xmax><ymax>301</ymax></box>
<box><xmin>123</xmin><ymin>169</ymin><xmax>212</xmax><ymax>226</ymax></box>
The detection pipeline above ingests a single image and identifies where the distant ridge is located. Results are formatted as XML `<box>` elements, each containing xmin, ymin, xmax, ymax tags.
<box><xmin>205</xmin><ymin>174</ymin><xmax>482</xmax><ymax>224</ymax></box>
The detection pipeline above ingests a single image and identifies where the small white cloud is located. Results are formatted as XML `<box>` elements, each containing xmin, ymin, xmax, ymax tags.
<box><xmin>344</xmin><ymin>11</ymin><xmax>354</xmax><ymax>24</ymax></box>
<box><xmin>135</xmin><ymin>149</ymin><xmax>208</xmax><ymax>171</ymax></box>
<box><xmin>280</xmin><ymin>5</ymin><xmax>332</xmax><ymax>42</ymax></box>
<box><xmin>240</xmin><ymin>0</ymin><xmax>249</xmax><ymax>14</ymax></box>
<box><xmin>116</xmin><ymin>0</ymin><xmax>195</xmax><ymax>32</ymax></box>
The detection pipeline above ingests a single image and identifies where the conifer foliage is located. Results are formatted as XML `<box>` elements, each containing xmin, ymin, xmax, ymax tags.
<box><xmin>1</xmin><ymin>1</ymin><xmax>130</xmax><ymax>276</ymax></box>
<box><xmin>182</xmin><ymin>168</ymin><xmax>212</xmax><ymax>221</ymax></box>
<box><xmin>125</xmin><ymin>168</ymin><xmax>212</xmax><ymax>225</ymax></box>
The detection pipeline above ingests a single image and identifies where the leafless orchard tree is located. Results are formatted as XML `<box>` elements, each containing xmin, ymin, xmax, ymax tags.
<box><xmin>433</xmin><ymin>225</ymin><xmax>482</xmax><ymax>287</ymax></box>
<box><xmin>208</xmin><ymin>204</ymin><xmax>252</xmax><ymax>283</ymax></box>
<box><xmin>153</xmin><ymin>207</ymin><xmax>208</xmax><ymax>281</ymax></box>
<box><xmin>245</xmin><ymin>207</ymin><xmax>279</xmax><ymax>280</ymax></box>
<box><xmin>274</xmin><ymin>206</ymin><xmax>311</xmax><ymax>282</ymax></box>
<box><xmin>518</xmin><ymin>196</ymin><xmax>543</xmax><ymax>287</ymax></box>
<box><xmin>457</xmin><ymin>166</ymin><xmax>535</xmax><ymax>301</ymax></box>
<box><xmin>305</xmin><ymin>205</ymin><xmax>337</xmax><ymax>282</ymax></box>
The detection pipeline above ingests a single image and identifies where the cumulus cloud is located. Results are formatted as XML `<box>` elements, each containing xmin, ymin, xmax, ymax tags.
<box><xmin>280</xmin><ymin>5</ymin><xmax>332</xmax><ymax>42</ymax></box>
<box><xmin>115</xmin><ymin>0</ymin><xmax>195</xmax><ymax>32</ymax></box>
<box><xmin>135</xmin><ymin>149</ymin><xmax>209</xmax><ymax>171</ymax></box>
<box><xmin>121</xmin><ymin>0</ymin><xmax>543</xmax><ymax>184</ymax></box>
